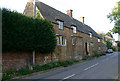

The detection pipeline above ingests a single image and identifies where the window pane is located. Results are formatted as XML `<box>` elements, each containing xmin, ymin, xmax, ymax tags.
<box><xmin>57</xmin><ymin>37</ymin><xmax>60</xmax><ymax>45</ymax></box>
<box><xmin>72</xmin><ymin>38</ymin><xmax>75</xmax><ymax>45</ymax></box>
<box><xmin>89</xmin><ymin>33</ymin><xmax>92</xmax><ymax>37</ymax></box>
<box><xmin>60</xmin><ymin>22</ymin><xmax>63</xmax><ymax>29</ymax></box>
<box><xmin>73</xmin><ymin>27</ymin><xmax>76</xmax><ymax>33</ymax></box>
<box><xmin>98</xmin><ymin>39</ymin><xmax>100</xmax><ymax>42</ymax></box>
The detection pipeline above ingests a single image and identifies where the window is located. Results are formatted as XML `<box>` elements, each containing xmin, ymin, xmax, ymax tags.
<box><xmin>90</xmin><ymin>42</ymin><xmax>94</xmax><ymax>48</ymax></box>
<box><xmin>98</xmin><ymin>39</ymin><xmax>100</xmax><ymax>42</ymax></box>
<box><xmin>57</xmin><ymin>20</ymin><xmax>63</xmax><ymax>29</ymax></box>
<box><xmin>57</xmin><ymin>36</ymin><xmax>66</xmax><ymax>46</ymax></box>
<box><xmin>57</xmin><ymin>37</ymin><xmax>61</xmax><ymax>45</ymax></box>
<box><xmin>72</xmin><ymin>38</ymin><xmax>79</xmax><ymax>45</ymax></box>
<box><xmin>72</xmin><ymin>26</ymin><xmax>77</xmax><ymax>33</ymax></box>
<box><xmin>89</xmin><ymin>32</ymin><xmax>92</xmax><ymax>38</ymax></box>
<box><xmin>72</xmin><ymin>38</ymin><xmax>75</xmax><ymax>45</ymax></box>
<box><xmin>98</xmin><ymin>46</ymin><xmax>101</xmax><ymax>50</ymax></box>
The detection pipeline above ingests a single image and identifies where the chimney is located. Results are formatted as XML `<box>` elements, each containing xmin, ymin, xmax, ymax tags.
<box><xmin>67</xmin><ymin>10</ymin><xmax>73</xmax><ymax>17</ymax></box>
<box><xmin>79</xmin><ymin>17</ymin><xmax>85</xmax><ymax>24</ymax></box>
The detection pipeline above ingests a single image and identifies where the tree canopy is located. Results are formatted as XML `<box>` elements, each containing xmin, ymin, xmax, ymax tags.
<box><xmin>106</xmin><ymin>32</ymin><xmax>113</xmax><ymax>38</ymax></box>
<box><xmin>107</xmin><ymin>1</ymin><xmax>120</xmax><ymax>35</ymax></box>
<box><xmin>2</xmin><ymin>8</ymin><xmax>56</xmax><ymax>53</ymax></box>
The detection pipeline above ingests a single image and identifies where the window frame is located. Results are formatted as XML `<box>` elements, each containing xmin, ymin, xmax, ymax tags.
<box><xmin>90</xmin><ymin>42</ymin><xmax>94</xmax><ymax>48</ymax></box>
<box><xmin>57</xmin><ymin>20</ymin><xmax>64</xmax><ymax>30</ymax></box>
<box><xmin>72</xmin><ymin>26</ymin><xmax>77</xmax><ymax>34</ymax></box>
<box><xmin>89</xmin><ymin>32</ymin><xmax>92</xmax><ymax>38</ymax></box>
<box><xmin>98</xmin><ymin>39</ymin><xmax>100</xmax><ymax>42</ymax></box>
<box><xmin>57</xmin><ymin>36</ymin><xmax>66</xmax><ymax>46</ymax></box>
<box><xmin>72</xmin><ymin>38</ymin><xmax>75</xmax><ymax>45</ymax></box>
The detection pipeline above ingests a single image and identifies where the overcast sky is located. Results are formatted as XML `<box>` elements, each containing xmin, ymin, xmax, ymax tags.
<box><xmin>0</xmin><ymin>0</ymin><xmax>119</xmax><ymax>40</ymax></box>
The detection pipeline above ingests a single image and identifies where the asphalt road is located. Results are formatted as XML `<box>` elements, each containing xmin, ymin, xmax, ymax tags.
<box><xmin>23</xmin><ymin>52</ymin><xmax>119</xmax><ymax>80</ymax></box>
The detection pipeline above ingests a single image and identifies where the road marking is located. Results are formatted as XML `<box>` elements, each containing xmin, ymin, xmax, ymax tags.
<box><xmin>62</xmin><ymin>74</ymin><xmax>75</xmax><ymax>80</ymax></box>
<box><xmin>84</xmin><ymin>63</ymin><xmax>99</xmax><ymax>71</ymax></box>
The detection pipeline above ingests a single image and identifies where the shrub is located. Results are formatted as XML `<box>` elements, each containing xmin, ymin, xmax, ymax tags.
<box><xmin>82</xmin><ymin>57</ymin><xmax>87</xmax><ymax>60</ymax></box>
<box><xmin>93</xmin><ymin>51</ymin><xmax>100</xmax><ymax>57</ymax></box>
<box><xmin>16</xmin><ymin>68</ymin><xmax>33</xmax><ymax>76</ymax></box>
<box><xmin>2</xmin><ymin>69</ymin><xmax>16</xmax><ymax>80</ymax></box>
<box><xmin>2</xmin><ymin>8</ymin><xmax>56</xmax><ymax>53</ymax></box>
<box><xmin>2</xmin><ymin>59</ymin><xmax>80</xmax><ymax>80</ymax></box>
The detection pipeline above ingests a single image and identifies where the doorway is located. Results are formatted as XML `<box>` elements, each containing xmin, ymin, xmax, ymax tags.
<box><xmin>85</xmin><ymin>42</ymin><xmax>89</xmax><ymax>55</ymax></box>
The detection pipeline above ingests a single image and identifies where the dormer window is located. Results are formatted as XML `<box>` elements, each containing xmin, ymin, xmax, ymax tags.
<box><xmin>89</xmin><ymin>32</ymin><xmax>92</xmax><ymax>38</ymax></box>
<box><xmin>98</xmin><ymin>39</ymin><xmax>100</xmax><ymax>42</ymax></box>
<box><xmin>57</xmin><ymin>20</ymin><xmax>63</xmax><ymax>30</ymax></box>
<box><xmin>72</xmin><ymin>26</ymin><xmax>77</xmax><ymax>33</ymax></box>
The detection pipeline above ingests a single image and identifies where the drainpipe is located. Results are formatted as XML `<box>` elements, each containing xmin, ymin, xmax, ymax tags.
<box><xmin>33</xmin><ymin>0</ymin><xmax>36</xmax><ymax>65</ymax></box>
<box><xmin>32</xmin><ymin>51</ymin><xmax>35</xmax><ymax>65</ymax></box>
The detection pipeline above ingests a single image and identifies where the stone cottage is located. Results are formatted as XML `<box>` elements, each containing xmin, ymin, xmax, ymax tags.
<box><xmin>2</xmin><ymin>0</ymin><xmax>103</xmax><ymax>71</ymax></box>
<box><xmin>23</xmin><ymin>0</ymin><xmax>102</xmax><ymax>60</ymax></box>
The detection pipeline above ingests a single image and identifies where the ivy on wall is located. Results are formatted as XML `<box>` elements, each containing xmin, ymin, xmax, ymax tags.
<box><xmin>2</xmin><ymin>8</ymin><xmax>56</xmax><ymax>53</ymax></box>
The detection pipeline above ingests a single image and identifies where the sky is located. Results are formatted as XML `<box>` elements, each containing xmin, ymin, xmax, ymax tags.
<box><xmin>0</xmin><ymin>0</ymin><xmax>119</xmax><ymax>40</ymax></box>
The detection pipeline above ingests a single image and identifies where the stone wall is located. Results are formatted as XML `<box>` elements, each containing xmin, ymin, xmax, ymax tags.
<box><xmin>2</xmin><ymin>52</ymin><xmax>52</xmax><ymax>71</ymax></box>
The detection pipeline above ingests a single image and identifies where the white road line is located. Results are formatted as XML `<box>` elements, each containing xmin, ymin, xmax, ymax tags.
<box><xmin>84</xmin><ymin>63</ymin><xmax>99</xmax><ymax>71</ymax></box>
<box><xmin>63</xmin><ymin>74</ymin><xmax>75</xmax><ymax>80</ymax></box>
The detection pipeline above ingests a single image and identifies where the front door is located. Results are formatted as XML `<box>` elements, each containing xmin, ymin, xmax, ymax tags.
<box><xmin>85</xmin><ymin>42</ymin><xmax>89</xmax><ymax>55</ymax></box>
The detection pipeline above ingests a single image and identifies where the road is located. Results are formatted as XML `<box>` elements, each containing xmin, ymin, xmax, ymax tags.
<box><xmin>23</xmin><ymin>52</ymin><xmax>119</xmax><ymax>80</ymax></box>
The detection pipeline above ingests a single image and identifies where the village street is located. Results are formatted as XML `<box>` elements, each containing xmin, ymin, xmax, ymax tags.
<box><xmin>22</xmin><ymin>52</ymin><xmax>119</xmax><ymax>80</ymax></box>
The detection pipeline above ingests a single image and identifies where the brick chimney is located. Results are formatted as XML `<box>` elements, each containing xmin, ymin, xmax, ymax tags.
<box><xmin>67</xmin><ymin>10</ymin><xmax>73</xmax><ymax>17</ymax></box>
<box><xmin>79</xmin><ymin>17</ymin><xmax>85</xmax><ymax>24</ymax></box>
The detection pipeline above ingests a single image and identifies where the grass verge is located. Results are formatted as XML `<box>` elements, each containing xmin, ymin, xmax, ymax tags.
<box><xmin>2</xmin><ymin>59</ymin><xmax>79</xmax><ymax>81</ymax></box>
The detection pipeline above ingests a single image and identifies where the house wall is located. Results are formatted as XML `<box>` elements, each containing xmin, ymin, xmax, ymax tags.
<box><xmin>52</xmin><ymin>23</ymin><xmax>101</xmax><ymax>60</ymax></box>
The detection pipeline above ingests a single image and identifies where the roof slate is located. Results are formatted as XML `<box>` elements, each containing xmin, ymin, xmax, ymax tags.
<box><xmin>36</xmin><ymin>2</ymin><xmax>102</xmax><ymax>39</ymax></box>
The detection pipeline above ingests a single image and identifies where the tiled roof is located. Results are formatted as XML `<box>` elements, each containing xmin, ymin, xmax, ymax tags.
<box><xmin>36</xmin><ymin>2</ymin><xmax>102</xmax><ymax>39</ymax></box>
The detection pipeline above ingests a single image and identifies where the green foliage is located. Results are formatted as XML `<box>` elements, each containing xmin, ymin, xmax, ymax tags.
<box><xmin>82</xmin><ymin>57</ymin><xmax>87</xmax><ymax>60</ymax></box>
<box><xmin>2</xmin><ymin>69</ymin><xmax>16</xmax><ymax>80</ymax></box>
<box><xmin>2</xmin><ymin>59</ymin><xmax>79</xmax><ymax>80</ymax></box>
<box><xmin>2</xmin><ymin>8</ymin><xmax>56</xmax><ymax>53</ymax></box>
<box><xmin>99</xmin><ymin>51</ymin><xmax>106</xmax><ymax>56</ymax></box>
<box><xmin>97</xmin><ymin>32</ymin><xmax>106</xmax><ymax>45</ymax></box>
<box><xmin>107</xmin><ymin>1</ymin><xmax>120</xmax><ymax>34</ymax></box>
<box><xmin>93</xmin><ymin>51</ymin><xmax>100</xmax><ymax>57</ymax></box>
<box><xmin>117</xmin><ymin>41</ymin><xmax>120</xmax><ymax>47</ymax></box>
<box><xmin>106</xmin><ymin>40</ymin><xmax>112</xmax><ymax>49</ymax></box>
<box><xmin>16</xmin><ymin>68</ymin><xmax>33</xmax><ymax>76</ymax></box>
<box><xmin>106</xmin><ymin>32</ymin><xmax>113</xmax><ymax>38</ymax></box>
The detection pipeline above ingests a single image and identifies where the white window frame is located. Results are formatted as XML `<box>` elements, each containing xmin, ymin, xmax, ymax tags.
<box><xmin>98</xmin><ymin>39</ymin><xmax>100</xmax><ymax>42</ymax></box>
<box><xmin>57</xmin><ymin>37</ymin><xmax>61</xmax><ymax>45</ymax></box>
<box><xmin>57</xmin><ymin>36</ymin><xmax>66</xmax><ymax>46</ymax></box>
<box><xmin>72</xmin><ymin>38</ymin><xmax>75</xmax><ymax>45</ymax></box>
<box><xmin>57</xmin><ymin>20</ymin><xmax>63</xmax><ymax>30</ymax></box>
<box><xmin>89</xmin><ymin>32</ymin><xmax>92</xmax><ymax>38</ymax></box>
<box><xmin>72</xmin><ymin>26</ymin><xmax>77</xmax><ymax>33</ymax></box>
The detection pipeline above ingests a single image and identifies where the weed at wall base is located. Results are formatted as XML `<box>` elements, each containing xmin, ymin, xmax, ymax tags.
<box><xmin>2</xmin><ymin>59</ymin><xmax>79</xmax><ymax>81</ymax></box>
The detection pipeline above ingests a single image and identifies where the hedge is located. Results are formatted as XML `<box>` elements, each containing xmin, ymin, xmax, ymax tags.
<box><xmin>2</xmin><ymin>8</ymin><xmax>56</xmax><ymax>53</ymax></box>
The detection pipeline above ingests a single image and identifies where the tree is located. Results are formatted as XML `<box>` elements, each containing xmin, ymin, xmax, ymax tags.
<box><xmin>106</xmin><ymin>32</ymin><xmax>113</xmax><ymax>38</ymax></box>
<box><xmin>97</xmin><ymin>32</ymin><xmax>106</xmax><ymax>44</ymax></box>
<box><xmin>106</xmin><ymin>40</ymin><xmax>112</xmax><ymax>49</ymax></box>
<box><xmin>107</xmin><ymin>1</ymin><xmax>120</xmax><ymax>35</ymax></box>
<box><xmin>2</xmin><ymin>8</ymin><xmax>56</xmax><ymax>53</ymax></box>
